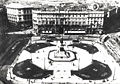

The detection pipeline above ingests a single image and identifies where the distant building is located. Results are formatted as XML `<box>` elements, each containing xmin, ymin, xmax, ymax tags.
<box><xmin>0</xmin><ymin>5</ymin><xmax>8</xmax><ymax>35</ymax></box>
<box><xmin>32</xmin><ymin>4</ymin><xmax>104</xmax><ymax>34</ymax></box>
<box><xmin>6</xmin><ymin>3</ymin><xmax>33</xmax><ymax>31</ymax></box>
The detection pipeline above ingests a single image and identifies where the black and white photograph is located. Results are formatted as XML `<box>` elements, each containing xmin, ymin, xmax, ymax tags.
<box><xmin>0</xmin><ymin>0</ymin><xmax>120</xmax><ymax>84</ymax></box>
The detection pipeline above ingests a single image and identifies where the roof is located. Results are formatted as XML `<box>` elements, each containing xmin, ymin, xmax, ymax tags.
<box><xmin>6</xmin><ymin>3</ymin><xmax>33</xmax><ymax>9</ymax></box>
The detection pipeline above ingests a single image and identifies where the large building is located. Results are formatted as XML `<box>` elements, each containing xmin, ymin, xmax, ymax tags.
<box><xmin>32</xmin><ymin>4</ymin><xmax>105</xmax><ymax>34</ymax></box>
<box><xmin>6</xmin><ymin>3</ymin><xmax>33</xmax><ymax>31</ymax></box>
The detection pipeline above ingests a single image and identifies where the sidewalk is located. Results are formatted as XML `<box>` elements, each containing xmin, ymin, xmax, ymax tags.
<box><xmin>7</xmin><ymin>29</ymin><xmax>34</xmax><ymax>34</ymax></box>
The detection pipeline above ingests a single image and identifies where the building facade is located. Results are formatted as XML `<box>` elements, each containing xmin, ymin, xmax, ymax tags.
<box><xmin>32</xmin><ymin>5</ymin><xmax>104</xmax><ymax>34</ymax></box>
<box><xmin>6</xmin><ymin>3</ymin><xmax>33</xmax><ymax>31</ymax></box>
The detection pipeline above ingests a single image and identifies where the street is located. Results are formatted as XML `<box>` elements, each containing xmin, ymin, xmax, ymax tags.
<box><xmin>0</xmin><ymin>37</ymin><xmax>29</xmax><ymax>83</ymax></box>
<box><xmin>0</xmin><ymin>39</ymin><xmax>29</xmax><ymax>66</ymax></box>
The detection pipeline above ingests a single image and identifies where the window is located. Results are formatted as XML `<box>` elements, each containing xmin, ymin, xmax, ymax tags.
<box><xmin>33</xmin><ymin>19</ymin><xmax>37</xmax><ymax>22</ymax></box>
<box><xmin>18</xmin><ymin>9</ymin><xmax>21</xmax><ymax>14</ymax></box>
<box><xmin>19</xmin><ymin>18</ymin><xmax>22</xmax><ymax>21</ymax></box>
<box><xmin>76</xmin><ymin>22</ymin><xmax>78</xmax><ymax>25</ymax></box>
